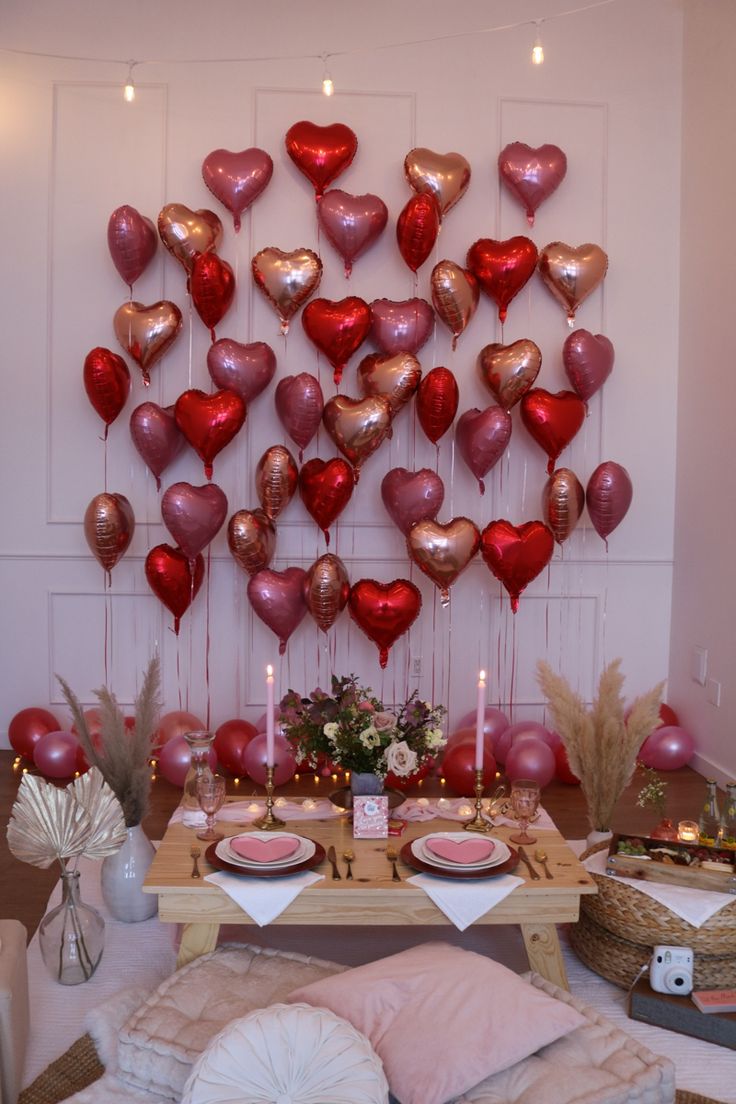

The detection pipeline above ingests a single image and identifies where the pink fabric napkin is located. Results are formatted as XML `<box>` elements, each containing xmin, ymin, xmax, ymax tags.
<box><xmin>397</xmin><ymin>796</ymin><xmax>556</xmax><ymax>831</ymax></box>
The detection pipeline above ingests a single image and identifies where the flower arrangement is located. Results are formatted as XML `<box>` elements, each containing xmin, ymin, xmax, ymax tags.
<box><xmin>537</xmin><ymin>658</ymin><xmax>663</xmax><ymax>833</ymax></box>
<box><xmin>58</xmin><ymin>656</ymin><xmax>161</xmax><ymax>827</ymax></box>
<box><xmin>636</xmin><ymin>766</ymin><xmax>668</xmax><ymax>818</ymax></box>
<box><xmin>279</xmin><ymin>674</ymin><xmax>446</xmax><ymax>779</ymax></box>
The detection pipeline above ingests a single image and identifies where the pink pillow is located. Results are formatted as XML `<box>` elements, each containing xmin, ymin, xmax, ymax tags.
<box><xmin>286</xmin><ymin>942</ymin><xmax>585</xmax><ymax>1104</ymax></box>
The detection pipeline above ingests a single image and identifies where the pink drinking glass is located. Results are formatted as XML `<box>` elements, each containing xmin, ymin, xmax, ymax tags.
<box><xmin>196</xmin><ymin>775</ymin><xmax>226</xmax><ymax>841</ymax></box>
<box><xmin>509</xmin><ymin>778</ymin><xmax>540</xmax><ymax>845</ymax></box>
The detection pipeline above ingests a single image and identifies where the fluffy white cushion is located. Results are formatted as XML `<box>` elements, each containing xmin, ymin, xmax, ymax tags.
<box><xmin>182</xmin><ymin>1002</ymin><xmax>389</xmax><ymax>1104</ymax></box>
<box><xmin>286</xmin><ymin>942</ymin><xmax>586</xmax><ymax>1104</ymax></box>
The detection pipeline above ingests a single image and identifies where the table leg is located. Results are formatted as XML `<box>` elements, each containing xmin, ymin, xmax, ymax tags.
<box><xmin>520</xmin><ymin>923</ymin><xmax>569</xmax><ymax>990</ymax></box>
<box><xmin>177</xmin><ymin>921</ymin><xmax>220</xmax><ymax>968</ymax></box>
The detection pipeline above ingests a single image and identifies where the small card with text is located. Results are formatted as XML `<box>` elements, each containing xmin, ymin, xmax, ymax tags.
<box><xmin>353</xmin><ymin>795</ymin><xmax>389</xmax><ymax>838</ymax></box>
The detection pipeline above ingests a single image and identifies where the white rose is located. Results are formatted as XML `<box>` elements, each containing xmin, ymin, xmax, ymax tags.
<box><xmin>384</xmin><ymin>740</ymin><xmax>418</xmax><ymax>777</ymax></box>
<box><xmin>374</xmin><ymin>711</ymin><xmax>398</xmax><ymax>732</ymax></box>
<box><xmin>359</xmin><ymin>724</ymin><xmax>381</xmax><ymax>749</ymax></box>
<box><xmin>426</xmin><ymin>727</ymin><xmax>446</xmax><ymax>749</ymax></box>
<box><xmin>323</xmin><ymin>722</ymin><xmax>339</xmax><ymax>742</ymax></box>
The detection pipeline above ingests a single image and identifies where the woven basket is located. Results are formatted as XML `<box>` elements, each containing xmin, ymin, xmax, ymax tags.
<box><xmin>569</xmin><ymin>908</ymin><xmax>736</xmax><ymax>990</ymax></box>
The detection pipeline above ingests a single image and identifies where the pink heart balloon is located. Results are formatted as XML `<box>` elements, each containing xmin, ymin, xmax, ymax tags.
<box><xmin>129</xmin><ymin>402</ymin><xmax>185</xmax><ymax>490</ymax></box>
<box><xmin>370</xmin><ymin>298</ymin><xmax>434</xmax><ymax>355</ymax></box>
<box><xmin>381</xmin><ymin>467</ymin><xmax>445</xmax><ymax>535</ymax></box>
<box><xmin>498</xmin><ymin>142</ymin><xmax>567</xmax><ymax>226</ymax></box>
<box><xmin>585</xmin><ymin>461</ymin><xmax>633</xmax><ymax>545</ymax></box>
<box><xmin>455</xmin><ymin>406</ymin><xmax>512</xmax><ymax>494</ymax></box>
<box><xmin>161</xmin><ymin>481</ymin><xmax>228</xmax><ymax>561</ymax></box>
<box><xmin>275</xmin><ymin>373</ymin><xmax>324</xmax><ymax>459</ymax></box>
<box><xmin>247</xmin><ymin>567</ymin><xmax>308</xmax><ymax>654</ymax></box>
<box><xmin>207</xmin><ymin>338</ymin><xmax>276</xmax><ymax>404</ymax></box>
<box><xmin>201</xmin><ymin>147</ymin><xmax>274</xmax><ymax>232</ymax></box>
<box><xmin>318</xmin><ymin>189</ymin><xmax>389</xmax><ymax>278</ymax></box>
<box><xmin>107</xmin><ymin>205</ymin><xmax>157</xmax><ymax>289</ymax></box>
<box><xmin>563</xmin><ymin>329</ymin><xmax>614</xmax><ymax>403</ymax></box>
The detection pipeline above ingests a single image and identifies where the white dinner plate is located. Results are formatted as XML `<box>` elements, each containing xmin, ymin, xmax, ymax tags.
<box><xmin>412</xmin><ymin>833</ymin><xmax>511</xmax><ymax>871</ymax></box>
<box><xmin>217</xmin><ymin>832</ymin><xmax>314</xmax><ymax>868</ymax></box>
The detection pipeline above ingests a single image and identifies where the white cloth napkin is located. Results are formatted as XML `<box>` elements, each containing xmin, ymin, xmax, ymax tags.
<box><xmin>397</xmin><ymin>796</ymin><xmax>556</xmax><ymax>831</ymax></box>
<box><xmin>579</xmin><ymin>843</ymin><xmax>734</xmax><ymax>928</ymax></box>
<box><xmin>406</xmin><ymin>872</ymin><xmax>524</xmax><ymax>931</ymax></box>
<box><xmin>204</xmin><ymin>869</ymin><xmax>324</xmax><ymax>926</ymax></box>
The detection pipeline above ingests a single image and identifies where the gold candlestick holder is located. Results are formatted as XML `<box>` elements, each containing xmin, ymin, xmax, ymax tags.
<box><xmin>253</xmin><ymin>765</ymin><xmax>286</xmax><ymax>829</ymax></box>
<box><xmin>464</xmin><ymin>768</ymin><xmax>491</xmax><ymax>832</ymax></box>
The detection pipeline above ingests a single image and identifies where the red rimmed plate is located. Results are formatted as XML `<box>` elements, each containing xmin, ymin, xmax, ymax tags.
<box><xmin>205</xmin><ymin>838</ymin><xmax>326</xmax><ymax>878</ymax></box>
<box><xmin>400</xmin><ymin>840</ymin><xmax>519</xmax><ymax>879</ymax></box>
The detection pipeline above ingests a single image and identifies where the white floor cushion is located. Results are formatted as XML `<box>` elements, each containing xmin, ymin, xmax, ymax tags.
<box><xmin>182</xmin><ymin>1002</ymin><xmax>389</xmax><ymax>1104</ymax></box>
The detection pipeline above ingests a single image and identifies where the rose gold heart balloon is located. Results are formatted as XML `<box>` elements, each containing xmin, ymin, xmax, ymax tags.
<box><xmin>157</xmin><ymin>203</ymin><xmax>223</xmax><ymax>274</ymax></box>
<box><xmin>406</xmin><ymin>517</ymin><xmax>480</xmax><ymax>606</ymax></box>
<box><xmin>498</xmin><ymin>142</ymin><xmax>567</xmax><ymax>226</ymax></box>
<box><xmin>304</xmin><ymin>553</ymin><xmax>350</xmax><ymax>632</ymax></box>
<box><xmin>357</xmin><ymin>351</ymin><xmax>421</xmax><ymax>415</ymax></box>
<box><xmin>430</xmin><ymin>260</ymin><xmax>479</xmax><ymax>350</ymax></box>
<box><xmin>113</xmin><ymin>300</ymin><xmax>183</xmax><ymax>385</ymax></box>
<box><xmin>252</xmin><ymin>247</ymin><xmax>322</xmax><ymax>335</ymax></box>
<box><xmin>404</xmin><ymin>148</ymin><xmax>471</xmax><ymax>215</ymax></box>
<box><xmin>322</xmin><ymin>394</ymin><xmax>392</xmax><ymax>480</ymax></box>
<box><xmin>255</xmin><ymin>445</ymin><xmax>298</xmax><ymax>520</ymax></box>
<box><xmin>227</xmin><ymin>508</ymin><xmax>276</xmax><ymax>575</ymax></box>
<box><xmin>538</xmin><ymin>242</ymin><xmax>608</xmax><ymax>327</ymax></box>
<box><xmin>477</xmin><ymin>339</ymin><xmax>542</xmax><ymax>411</ymax></box>
<box><xmin>542</xmin><ymin>467</ymin><xmax>585</xmax><ymax>545</ymax></box>
<box><xmin>84</xmin><ymin>492</ymin><xmax>134</xmax><ymax>578</ymax></box>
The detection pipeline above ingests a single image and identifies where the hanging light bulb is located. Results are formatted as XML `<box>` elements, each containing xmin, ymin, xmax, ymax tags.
<box><xmin>123</xmin><ymin>61</ymin><xmax>136</xmax><ymax>102</ymax></box>
<box><xmin>531</xmin><ymin>22</ymin><xmax>544</xmax><ymax>65</ymax></box>
<box><xmin>321</xmin><ymin>53</ymin><xmax>334</xmax><ymax>96</ymax></box>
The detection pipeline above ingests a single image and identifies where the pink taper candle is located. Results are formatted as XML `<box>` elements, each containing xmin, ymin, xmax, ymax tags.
<box><xmin>266</xmin><ymin>664</ymin><xmax>275</xmax><ymax>766</ymax></box>
<box><xmin>475</xmin><ymin>670</ymin><xmax>486</xmax><ymax>771</ymax></box>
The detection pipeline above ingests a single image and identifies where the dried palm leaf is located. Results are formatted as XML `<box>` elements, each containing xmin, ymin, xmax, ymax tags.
<box><xmin>7</xmin><ymin>775</ymin><xmax>92</xmax><ymax>868</ymax></box>
<box><xmin>70</xmin><ymin>768</ymin><xmax>128</xmax><ymax>859</ymax></box>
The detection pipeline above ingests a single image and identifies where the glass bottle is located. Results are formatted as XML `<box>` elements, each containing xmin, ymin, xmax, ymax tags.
<box><xmin>38</xmin><ymin>869</ymin><xmax>105</xmax><ymax>985</ymax></box>
<box><xmin>720</xmin><ymin>783</ymin><xmax>736</xmax><ymax>850</ymax></box>
<box><xmin>182</xmin><ymin>730</ymin><xmax>216</xmax><ymax>810</ymax></box>
<box><xmin>698</xmin><ymin>779</ymin><xmax>721</xmax><ymax>846</ymax></box>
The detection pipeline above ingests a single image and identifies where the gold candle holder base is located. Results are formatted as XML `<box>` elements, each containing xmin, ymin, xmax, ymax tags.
<box><xmin>253</xmin><ymin>765</ymin><xmax>286</xmax><ymax>830</ymax></box>
<box><xmin>464</xmin><ymin>769</ymin><xmax>492</xmax><ymax>832</ymax></box>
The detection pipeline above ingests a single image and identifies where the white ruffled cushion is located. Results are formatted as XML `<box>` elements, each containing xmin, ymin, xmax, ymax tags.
<box><xmin>182</xmin><ymin>1002</ymin><xmax>389</xmax><ymax>1104</ymax></box>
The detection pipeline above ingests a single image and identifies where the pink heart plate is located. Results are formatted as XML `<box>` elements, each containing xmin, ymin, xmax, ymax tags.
<box><xmin>207</xmin><ymin>833</ymin><xmax>323</xmax><ymax>877</ymax></box>
<box><xmin>229</xmin><ymin>833</ymin><xmax>303</xmax><ymax>864</ymax></box>
<box><xmin>403</xmin><ymin>838</ymin><xmax>518</xmax><ymax>880</ymax></box>
<box><xmin>425</xmin><ymin>836</ymin><xmax>496</xmax><ymax>865</ymax></box>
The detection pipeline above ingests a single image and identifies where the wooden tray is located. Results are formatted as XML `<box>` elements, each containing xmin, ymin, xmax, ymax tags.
<box><xmin>606</xmin><ymin>833</ymin><xmax>736</xmax><ymax>894</ymax></box>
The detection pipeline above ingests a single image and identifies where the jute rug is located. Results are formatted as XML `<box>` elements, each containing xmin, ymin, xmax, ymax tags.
<box><xmin>17</xmin><ymin>1032</ymin><xmax>727</xmax><ymax>1104</ymax></box>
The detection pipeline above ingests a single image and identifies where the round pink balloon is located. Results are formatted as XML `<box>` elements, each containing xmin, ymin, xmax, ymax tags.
<box><xmin>8</xmin><ymin>707</ymin><xmax>60</xmax><ymax>759</ymax></box>
<box><xmin>455</xmin><ymin>706</ymin><xmax>510</xmax><ymax>748</ymax></box>
<box><xmin>253</xmin><ymin>708</ymin><xmax>283</xmax><ymax>733</ymax></box>
<box><xmin>242</xmin><ymin>732</ymin><xmax>296</xmax><ymax>786</ymax></box>
<box><xmin>33</xmin><ymin>730</ymin><xmax>79</xmax><ymax>779</ymax></box>
<box><xmin>444</xmin><ymin>725</ymin><xmax>495</xmax><ymax>758</ymax></box>
<box><xmin>158</xmin><ymin>734</ymin><xmax>217</xmax><ymax>788</ymax></box>
<box><xmin>207</xmin><ymin>339</ymin><xmax>276</xmax><ymax>404</ymax></box>
<box><xmin>505</xmin><ymin>738</ymin><xmax>555</xmax><ymax>788</ymax></box>
<box><xmin>154</xmin><ymin>711</ymin><xmax>205</xmax><ymax>750</ymax></box>
<box><xmin>129</xmin><ymin>402</ymin><xmax>185</xmax><ymax>491</ymax></box>
<box><xmin>214</xmin><ymin>718</ymin><xmax>258</xmax><ymax>774</ymax></box>
<box><xmin>586</xmin><ymin>462</ymin><xmax>633</xmax><ymax>543</ymax></box>
<box><xmin>638</xmin><ymin>726</ymin><xmax>695</xmax><ymax>771</ymax></box>
<box><xmin>381</xmin><ymin>468</ymin><xmax>444</xmax><ymax>536</ymax></box>
<box><xmin>369</xmin><ymin>298</ymin><xmax>434</xmax><ymax>356</ymax></box>
<box><xmin>318</xmin><ymin>189</ymin><xmax>389</xmax><ymax>278</ymax></box>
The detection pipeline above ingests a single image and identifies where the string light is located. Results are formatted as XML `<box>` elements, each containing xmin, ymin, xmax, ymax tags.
<box><xmin>123</xmin><ymin>61</ymin><xmax>136</xmax><ymax>102</ymax></box>
<box><xmin>321</xmin><ymin>53</ymin><xmax>334</xmax><ymax>96</ymax></box>
<box><xmin>531</xmin><ymin>21</ymin><xmax>545</xmax><ymax>65</ymax></box>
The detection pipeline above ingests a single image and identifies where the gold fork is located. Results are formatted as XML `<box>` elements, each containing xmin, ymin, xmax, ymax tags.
<box><xmin>342</xmin><ymin>849</ymin><xmax>354</xmax><ymax>879</ymax></box>
<box><xmin>190</xmin><ymin>845</ymin><xmax>201</xmax><ymax>879</ymax></box>
<box><xmin>386</xmin><ymin>845</ymin><xmax>401</xmax><ymax>881</ymax></box>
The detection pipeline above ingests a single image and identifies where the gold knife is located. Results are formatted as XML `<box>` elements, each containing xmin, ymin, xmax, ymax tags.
<box><xmin>326</xmin><ymin>845</ymin><xmax>341</xmax><ymax>880</ymax></box>
<box><xmin>517</xmin><ymin>846</ymin><xmax>541</xmax><ymax>881</ymax></box>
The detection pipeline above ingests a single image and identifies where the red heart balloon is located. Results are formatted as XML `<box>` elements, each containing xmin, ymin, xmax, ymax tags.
<box><xmin>348</xmin><ymin>578</ymin><xmax>422</xmax><ymax>668</ymax></box>
<box><xmin>83</xmin><ymin>347</ymin><xmax>131</xmax><ymax>437</ymax></box>
<box><xmin>416</xmin><ymin>366</ymin><xmax>459</xmax><ymax>444</ymax></box>
<box><xmin>174</xmin><ymin>389</ymin><xmax>246</xmax><ymax>479</ymax></box>
<box><xmin>145</xmin><ymin>544</ymin><xmax>205</xmax><ymax>635</ymax></box>
<box><xmin>201</xmin><ymin>147</ymin><xmax>273</xmax><ymax>232</ymax></box>
<box><xmin>396</xmin><ymin>193</ymin><xmax>441</xmax><ymax>273</ymax></box>
<box><xmin>466</xmin><ymin>237</ymin><xmax>538</xmax><ymax>324</ymax></box>
<box><xmin>190</xmin><ymin>252</ymin><xmax>235</xmax><ymax>340</ymax></box>
<box><xmin>520</xmin><ymin>388</ymin><xmax>586</xmax><ymax>474</ymax></box>
<box><xmin>299</xmin><ymin>458</ymin><xmax>354</xmax><ymax>545</ymax></box>
<box><xmin>480</xmin><ymin>519</ymin><xmax>554</xmax><ymax>613</ymax></box>
<box><xmin>285</xmin><ymin>120</ymin><xmax>358</xmax><ymax>200</ymax></box>
<box><xmin>302</xmin><ymin>297</ymin><xmax>372</xmax><ymax>386</ymax></box>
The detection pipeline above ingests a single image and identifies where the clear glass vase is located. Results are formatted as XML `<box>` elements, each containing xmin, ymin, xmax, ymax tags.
<box><xmin>350</xmin><ymin>771</ymin><xmax>384</xmax><ymax>797</ymax></box>
<box><xmin>38</xmin><ymin>869</ymin><xmax>104</xmax><ymax>985</ymax></box>
<box><xmin>183</xmin><ymin>730</ymin><xmax>216</xmax><ymax>810</ymax></box>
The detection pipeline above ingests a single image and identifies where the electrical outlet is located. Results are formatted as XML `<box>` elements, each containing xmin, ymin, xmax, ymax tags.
<box><xmin>706</xmin><ymin>678</ymin><xmax>721</xmax><ymax>707</ymax></box>
<box><xmin>411</xmin><ymin>657</ymin><xmax>422</xmax><ymax>677</ymax></box>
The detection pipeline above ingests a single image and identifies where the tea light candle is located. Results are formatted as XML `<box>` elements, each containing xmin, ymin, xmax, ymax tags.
<box><xmin>302</xmin><ymin>798</ymin><xmax>316</xmax><ymax>811</ymax></box>
<box><xmin>475</xmin><ymin>670</ymin><xmax>486</xmax><ymax>771</ymax></box>
<box><xmin>266</xmin><ymin>664</ymin><xmax>275</xmax><ymax>766</ymax></box>
<box><xmin>274</xmin><ymin>797</ymin><xmax>287</xmax><ymax>808</ymax></box>
<box><xmin>416</xmin><ymin>797</ymin><xmax>430</xmax><ymax>807</ymax></box>
<box><xmin>458</xmin><ymin>803</ymin><xmax>473</xmax><ymax>817</ymax></box>
<box><xmin>678</xmin><ymin>820</ymin><xmax>699</xmax><ymax>842</ymax></box>
<box><xmin>248</xmin><ymin>802</ymin><xmax>260</xmax><ymax>813</ymax></box>
<box><xmin>437</xmin><ymin>797</ymin><xmax>450</xmax><ymax>810</ymax></box>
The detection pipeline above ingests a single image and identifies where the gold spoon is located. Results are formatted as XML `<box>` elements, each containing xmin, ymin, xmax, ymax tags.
<box><xmin>342</xmin><ymin>849</ymin><xmax>354</xmax><ymax>879</ymax></box>
<box><xmin>534</xmin><ymin>847</ymin><xmax>553</xmax><ymax>879</ymax></box>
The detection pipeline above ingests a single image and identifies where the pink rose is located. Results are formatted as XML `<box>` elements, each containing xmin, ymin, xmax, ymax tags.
<box><xmin>358</xmin><ymin>701</ymin><xmax>375</xmax><ymax>713</ymax></box>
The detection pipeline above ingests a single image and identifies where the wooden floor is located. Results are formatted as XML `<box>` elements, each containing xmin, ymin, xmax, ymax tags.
<box><xmin>0</xmin><ymin>748</ymin><xmax>712</xmax><ymax>940</ymax></box>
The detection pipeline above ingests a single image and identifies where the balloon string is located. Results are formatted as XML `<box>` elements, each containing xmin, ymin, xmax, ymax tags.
<box><xmin>103</xmin><ymin>437</ymin><xmax>108</xmax><ymax>494</ymax></box>
<box><xmin>430</xmin><ymin>588</ymin><xmax>437</xmax><ymax>709</ymax></box>
<box><xmin>205</xmin><ymin>547</ymin><xmax>212</xmax><ymax>729</ymax></box>
<box><xmin>446</xmin><ymin>593</ymin><xmax>453</xmax><ymax>724</ymax></box>
<box><xmin>187</xmin><ymin>296</ymin><xmax>193</xmax><ymax>389</ymax></box>
<box><xmin>186</xmin><ymin>596</ymin><xmax>193</xmax><ymax>713</ymax></box>
<box><xmin>496</xmin><ymin>600</ymin><xmax>502</xmax><ymax>710</ymax></box>
<box><xmin>176</xmin><ymin>638</ymin><xmax>182</xmax><ymax>711</ymax></box>
<box><xmin>104</xmin><ymin>580</ymin><xmax>109</xmax><ymax>685</ymax></box>
<box><xmin>509</xmin><ymin>614</ymin><xmax>517</xmax><ymax>722</ymax></box>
